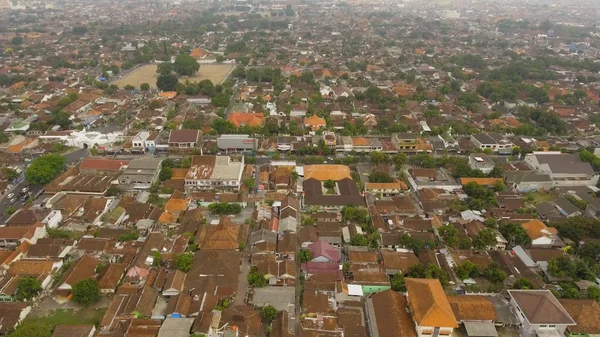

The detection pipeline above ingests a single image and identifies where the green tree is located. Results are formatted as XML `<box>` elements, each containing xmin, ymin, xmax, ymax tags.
<box><xmin>245</xmin><ymin>179</ymin><xmax>255</xmax><ymax>189</ymax></box>
<box><xmin>323</xmin><ymin>179</ymin><xmax>336</xmax><ymax>189</ymax></box>
<box><xmin>439</xmin><ymin>224</ymin><xmax>459</xmax><ymax>247</ymax></box>
<box><xmin>482</xmin><ymin>262</ymin><xmax>507</xmax><ymax>283</ymax></box>
<box><xmin>513</xmin><ymin>277</ymin><xmax>534</xmax><ymax>289</ymax></box>
<box><xmin>173</xmin><ymin>55</ymin><xmax>200</xmax><ymax>76</ymax></box>
<box><xmin>455</xmin><ymin>261</ymin><xmax>479</xmax><ymax>280</ymax></box>
<box><xmin>174</xmin><ymin>253</ymin><xmax>194</xmax><ymax>272</ymax></box>
<box><xmin>156</xmin><ymin>74</ymin><xmax>178</xmax><ymax>91</ymax></box>
<box><xmin>7</xmin><ymin>322</ymin><xmax>52</xmax><ymax>337</ymax></box>
<box><xmin>140</xmin><ymin>83</ymin><xmax>150</xmax><ymax>91</ymax></box>
<box><xmin>124</xmin><ymin>84</ymin><xmax>135</xmax><ymax>91</ymax></box>
<box><xmin>2</xmin><ymin>167</ymin><xmax>19</xmax><ymax>180</ymax></box>
<box><xmin>369</xmin><ymin>172</ymin><xmax>394</xmax><ymax>183</ymax></box>
<box><xmin>548</xmin><ymin>256</ymin><xmax>577</xmax><ymax>279</ymax></box>
<box><xmin>261</xmin><ymin>305</ymin><xmax>278</xmax><ymax>323</ymax></box>
<box><xmin>473</xmin><ymin>228</ymin><xmax>498</xmax><ymax>249</ymax></box>
<box><xmin>350</xmin><ymin>234</ymin><xmax>369</xmax><ymax>247</ymax></box>
<box><xmin>499</xmin><ymin>223</ymin><xmax>532</xmax><ymax>247</ymax></box>
<box><xmin>0</xmin><ymin>131</ymin><xmax>9</xmax><ymax>144</ymax></box>
<box><xmin>14</xmin><ymin>276</ymin><xmax>42</xmax><ymax>301</ymax></box>
<box><xmin>159</xmin><ymin>167</ymin><xmax>173</xmax><ymax>181</ymax></box>
<box><xmin>562</xmin><ymin>287</ymin><xmax>581</xmax><ymax>299</ymax></box>
<box><xmin>71</xmin><ymin>278</ymin><xmax>100</xmax><ymax>307</ymax></box>
<box><xmin>208</xmin><ymin>202</ymin><xmax>242</xmax><ymax>215</ymax></box>
<box><xmin>12</xmin><ymin>36</ymin><xmax>24</xmax><ymax>45</ymax></box>
<box><xmin>25</xmin><ymin>154</ymin><xmax>66</xmax><ymax>185</ymax></box>
<box><xmin>248</xmin><ymin>267</ymin><xmax>267</xmax><ymax>287</ymax></box>
<box><xmin>587</xmin><ymin>285</ymin><xmax>600</xmax><ymax>302</ymax></box>
<box><xmin>391</xmin><ymin>273</ymin><xmax>406</xmax><ymax>291</ymax></box>
<box><xmin>298</xmin><ymin>249</ymin><xmax>312</xmax><ymax>263</ymax></box>
<box><xmin>370</xmin><ymin>151</ymin><xmax>389</xmax><ymax>165</ymax></box>
<box><xmin>156</xmin><ymin>62</ymin><xmax>173</xmax><ymax>75</ymax></box>
<box><xmin>181</xmin><ymin>157</ymin><xmax>191</xmax><ymax>168</ymax></box>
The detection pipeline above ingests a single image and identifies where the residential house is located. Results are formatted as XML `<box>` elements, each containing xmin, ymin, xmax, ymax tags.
<box><xmin>304</xmin><ymin>115</ymin><xmax>326</xmax><ymax>131</ymax></box>
<box><xmin>504</xmin><ymin>172</ymin><xmax>553</xmax><ymax>193</ymax></box>
<box><xmin>524</xmin><ymin>152</ymin><xmax>599</xmax><ymax>187</ymax></box>
<box><xmin>306</xmin><ymin>241</ymin><xmax>340</xmax><ymax>263</ymax></box>
<box><xmin>365</xmin><ymin>290</ymin><xmax>417</xmax><ymax>337</ymax></box>
<box><xmin>468</xmin><ymin>154</ymin><xmax>496</xmax><ymax>174</ymax></box>
<box><xmin>380</xmin><ymin>250</ymin><xmax>420</xmax><ymax>275</ymax></box>
<box><xmin>55</xmin><ymin>255</ymin><xmax>100</xmax><ymax>298</ymax></box>
<box><xmin>168</xmin><ymin>129</ymin><xmax>200</xmax><ymax>148</ymax></box>
<box><xmin>447</xmin><ymin>295</ymin><xmax>498</xmax><ymax>337</ymax></box>
<box><xmin>0</xmin><ymin>302</ymin><xmax>31</xmax><ymax>335</ymax></box>
<box><xmin>405</xmin><ymin>278</ymin><xmax>458</xmax><ymax>337</ymax></box>
<box><xmin>522</xmin><ymin>219</ymin><xmax>558</xmax><ymax>248</ymax></box>
<box><xmin>470</xmin><ymin>133</ymin><xmax>514</xmax><ymax>154</ymax></box>
<box><xmin>79</xmin><ymin>158</ymin><xmax>129</xmax><ymax>175</ymax></box>
<box><xmin>52</xmin><ymin>325</ymin><xmax>96</xmax><ymax>337</ymax></box>
<box><xmin>364</xmin><ymin>181</ymin><xmax>407</xmax><ymax>197</ymax></box>
<box><xmin>185</xmin><ymin>155</ymin><xmax>244</xmax><ymax>191</ymax></box>
<box><xmin>279</xmin><ymin>194</ymin><xmax>299</xmax><ymax>233</ymax></box>
<box><xmin>559</xmin><ymin>299</ymin><xmax>600</xmax><ymax>337</ymax></box>
<box><xmin>228</xmin><ymin>112</ymin><xmax>265</xmax><ymax>128</ymax></box>
<box><xmin>119</xmin><ymin>157</ymin><xmax>163</xmax><ymax>189</ymax></box>
<box><xmin>508</xmin><ymin>290</ymin><xmax>576</xmax><ymax>337</ymax></box>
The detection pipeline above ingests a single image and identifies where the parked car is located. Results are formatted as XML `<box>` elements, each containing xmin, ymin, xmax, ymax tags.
<box><xmin>10</xmin><ymin>197</ymin><xmax>17</xmax><ymax>204</ymax></box>
<box><xmin>7</xmin><ymin>193</ymin><xmax>14</xmax><ymax>199</ymax></box>
<box><xmin>22</xmin><ymin>187</ymin><xmax>28</xmax><ymax>193</ymax></box>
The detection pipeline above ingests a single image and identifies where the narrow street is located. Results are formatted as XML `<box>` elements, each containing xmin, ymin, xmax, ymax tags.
<box><xmin>233</xmin><ymin>255</ymin><xmax>251</xmax><ymax>306</ymax></box>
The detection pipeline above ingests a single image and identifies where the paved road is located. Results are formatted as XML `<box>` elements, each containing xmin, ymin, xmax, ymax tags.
<box><xmin>0</xmin><ymin>148</ymin><xmax>89</xmax><ymax>224</ymax></box>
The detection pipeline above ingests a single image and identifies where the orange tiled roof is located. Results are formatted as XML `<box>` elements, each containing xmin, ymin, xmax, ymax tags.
<box><xmin>460</xmin><ymin>178</ymin><xmax>503</xmax><ymax>186</ymax></box>
<box><xmin>303</xmin><ymin>165</ymin><xmax>352</xmax><ymax>181</ymax></box>
<box><xmin>159</xmin><ymin>91</ymin><xmax>177</xmax><ymax>99</ymax></box>
<box><xmin>522</xmin><ymin>219</ymin><xmax>558</xmax><ymax>240</ymax></box>
<box><xmin>352</xmin><ymin>137</ymin><xmax>369</xmax><ymax>146</ymax></box>
<box><xmin>189</xmin><ymin>48</ymin><xmax>208</xmax><ymax>58</ymax></box>
<box><xmin>304</xmin><ymin>115</ymin><xmax>326</xmax><ymax>127</ymax></box>
<box><xmin>171</xmin><ymin>168</ymin><xmax>190</xmax><ymax>180</ymax></box>
<box><xmin>405</xmin><ymin>278</ymin><xmax>458</xmax><ymax>328</ymax></box>
<box><xmin>228</xmin><ymin>112</ymin><xmax>264</xmax><ymax>128</ymax></box>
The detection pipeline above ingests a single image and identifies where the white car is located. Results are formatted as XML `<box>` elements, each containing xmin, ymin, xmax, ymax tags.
<box><xmin>22</xmin><ymin>187</ymin><xmax>28</xmax><ymax>193</ymax></box>
<box><xmin>7</xmin><ymin>193</ymin><xmax>14</xmax><ymax>199</ymax></box>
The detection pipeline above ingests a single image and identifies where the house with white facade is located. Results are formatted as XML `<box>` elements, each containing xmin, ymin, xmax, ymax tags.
<box><xmin>185</xmin><ymin>155</ymin><xmax>244</xmax><ymax>191</ymax></box>
<box><xmin>522</xmin><ymin>219</ymin><xmax>559</xmax><ymax>248</ymax></box>
<box><xmin>508</xmin><ymin>290</ymin><xmax>575</xmax><ymax>337</ymax></box>
<box><xmin>405</xmin><ymin>278</ymin><xmax>458</xmax><ymax>337</ymax></box>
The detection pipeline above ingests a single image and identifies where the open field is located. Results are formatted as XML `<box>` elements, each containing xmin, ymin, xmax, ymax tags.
<box><xmin>114</xmin><ymin>63</ymin><xmax>235</xmax><ymax>89</ymax></box>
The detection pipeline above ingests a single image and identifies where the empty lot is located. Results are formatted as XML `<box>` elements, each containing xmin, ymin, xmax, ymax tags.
<box><xmin>114</xmin><ymin>63</ymin><xmax>235</xmax><ymax>89</ymax></box>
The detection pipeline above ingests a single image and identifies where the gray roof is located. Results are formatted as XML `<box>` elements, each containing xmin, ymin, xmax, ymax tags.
<box><xmin>536</xmin><ymin>202</ymin><xmax>558</xmax><ymax>217</ymax></box>
<box><xmin>504</xmin><ymin>171</ymin><xmax>552</xmax><ymax>184</ymax></box>
<box><xmin>249</xmin><ymin>229</ymin><xmax>277</xmax><ymax>246</ymax></box>
<box><xmin>534</xmin><ymin>154</ymin><xmax>594</xmax><ymax>175</ymax></box>
<box><xmin>250</xmin><ymin>287</ymin><xmax>295</xmax><ymax>311</ymax></box>
<box><xmin>158</xmin><ymin>318</ymin><xmax>195</xmax><ymax>337</ymax></box>
<box><xmin>472</xmin><ymin>133</ymin><xmax>497</xmax><ymax>144</ymax></box>
<box><xmin>554</xmin><ymin>197</ymin><xmax>580</xmax><ymax>215</ymax></box>
<box><xmin>464</xmin><ymin>321</ymin><xmax>498</xmax><ymax>337</ymax></box>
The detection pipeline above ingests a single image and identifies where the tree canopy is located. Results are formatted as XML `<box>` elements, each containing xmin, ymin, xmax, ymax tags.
<box><xmin>71</xmin><ymin>278</ymin><xmax>100</xmax><ymax>307</ymax></box>
<box><xmin>173</xmin><ymin>55</ymin><xmax>200</xmax><ymax>76</ymax></box>
<box><xmin>175</xmin><ymin>253</ymin><xmax>194</xmax><ymax>272</ymax></box>
<box><xmin>25</xmin><ymin>154</ymin><xmax>66</xmax><ymax>185</ymax></box>
<box><xmin>157</xmin><ymin>74</ymin><xmax>178</xmax><ymax>91</ymax></box>
<box><xmin>14</xmin><ymin>276</ymin><xmax>42</xmax><ymax>301</ymax></box>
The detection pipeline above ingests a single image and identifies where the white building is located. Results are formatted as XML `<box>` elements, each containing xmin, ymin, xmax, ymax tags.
<box><xmin>508</xmin><ymin>290</ymin><xmax>575</xmax><ymax>337</ymax></box>
<box><xmin>524</xmin><ymin>152</ymin><xmax>599</xmax><ymax>187</ymax></box>
<box><xmin>185</xmin><ymin>155</ymin><xmax>244</xmax><ymax>191</ymax></box>
<box><xmin>39</xmin><ymin>130</ymin><xmax>125</xmax><ymax>149</ymax></box>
